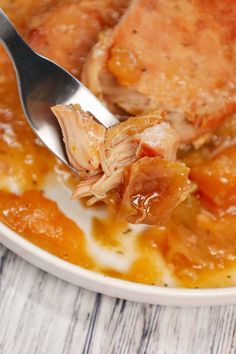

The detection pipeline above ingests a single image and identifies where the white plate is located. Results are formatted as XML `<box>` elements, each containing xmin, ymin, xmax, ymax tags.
<box><xmin>1</xmin><ymin>179</ymin><xmax>236</xmax><ymax>307</ymax></box>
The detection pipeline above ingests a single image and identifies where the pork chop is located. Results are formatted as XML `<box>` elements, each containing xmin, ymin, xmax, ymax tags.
<box><xmin>83</xmin><ymin>0</ymin><xmax>236</xmax><ymax>143</ymax></box>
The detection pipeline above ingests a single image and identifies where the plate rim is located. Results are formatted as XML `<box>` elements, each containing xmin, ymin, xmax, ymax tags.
<box><xmin>1</xmin><ymin>221</ymin><xmax>236</xmax><ymax>307</ymax></box>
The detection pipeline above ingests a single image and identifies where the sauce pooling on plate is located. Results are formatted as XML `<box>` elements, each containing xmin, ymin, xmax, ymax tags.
<box><xmin>0</xmin><ymin>0</ymin><xmax>236</xmax><ymax>288</ymax></box>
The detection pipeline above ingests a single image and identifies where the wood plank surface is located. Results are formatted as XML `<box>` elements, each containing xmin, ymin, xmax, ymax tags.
<box><xmin>0</xmin><ymin>244</ymin><xmax>236</xmax><ymax>354</ymax></box>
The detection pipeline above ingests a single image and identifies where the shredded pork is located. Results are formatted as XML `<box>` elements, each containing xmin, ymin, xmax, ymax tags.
<box><xmin>52</xmin><ymin>104</ymin><xmax>190</xmax><ymax>224</ymax></box>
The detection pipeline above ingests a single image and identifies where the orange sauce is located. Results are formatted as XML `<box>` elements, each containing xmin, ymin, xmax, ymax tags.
<box><xmin>139</xmin><ymin>196</ymin><xmax>236</xmax><ymax>288</ymax></box>
<box><xmin>0</xmin><ymin>190</ymin><xmax>94</xmax><ymax>269</ymax></box>
<box><xmin>1</xmin><ymin>1</ymin><xmax>236</xmax><ymax>289</ymax></box>
<box><xmin>108</xmin><ymin>45</ymin><xmax>143</xmax><ymax>86</ymax></box>
<box><xmin>0</xmin><ymin>45</ymin><xmax>56</xmax><ymax>192</ymax></box>
<box><xmin>104</xmin><ymin>257</ymin><xmax>161</xmax><ymax>286</ymax></box>
<box><xmin>92</xmin><ymin>216</ymin><xmax>128</xmax><ymax>248</ymax></box>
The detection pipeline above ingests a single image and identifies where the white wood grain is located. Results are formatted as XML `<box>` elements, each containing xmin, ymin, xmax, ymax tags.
<box><xmin>0</xmin><ymin>244</ymin><xmax>236</xmax><ymax>354</ymax></box>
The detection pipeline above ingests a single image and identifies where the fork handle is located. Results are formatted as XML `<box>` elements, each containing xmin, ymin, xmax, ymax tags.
<box><xmin>0</xmin><ymin>8</ymin><xmax>34</xmax><ymax>72</ymax></box>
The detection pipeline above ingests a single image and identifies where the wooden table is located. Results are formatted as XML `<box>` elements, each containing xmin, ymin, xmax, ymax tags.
<box><xmin>0</xmin><ymin>244</ymin><xmax>235</xmax><ymax>354</ymax></box>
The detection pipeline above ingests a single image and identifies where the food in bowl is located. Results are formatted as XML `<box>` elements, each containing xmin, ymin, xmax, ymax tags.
<box><xmin>0</xmin><ymin>0</ymin><xmax>236</xmax><ymax>288</ymax></box>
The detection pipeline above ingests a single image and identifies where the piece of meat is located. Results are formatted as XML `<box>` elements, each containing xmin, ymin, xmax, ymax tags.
<box><xmin>28</xmin><ymin>0</ymin><xmax>130</xmax><ymax>77</ymax></box>
<box><xmin>52</xmin><ymin>104</ymin><xmax>190</xmax><ymax>224</ymax></box>
<box><xmin>83</xmin><ymin>0</ymin><xmax>236</xmax><ymax>143</ymax></box>
<box><xmin>82</xmin><ymin>29</ymin><xmax>151</xmax><ymax>116</ymax></box>
<box><xmin>134</xmin><ymin>123</ymin><xmax>179</xmax><ymax>160</ymax></box>
<box><xmin>120</xmin><ymin>157</ymin><xmax>190</xmax><ymax>224</ymax></box>
<box><xmin>51</xmin><ymin>104</ymin><xmax>106</xmax><ymax>175</ymax></box>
